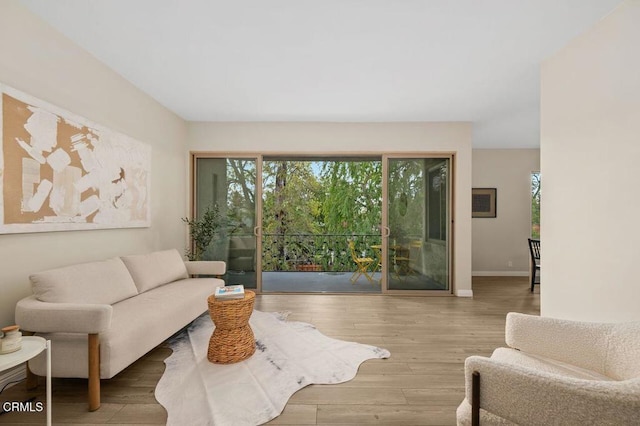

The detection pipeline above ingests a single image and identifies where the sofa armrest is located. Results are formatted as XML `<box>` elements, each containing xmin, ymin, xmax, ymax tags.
<box><xmin>185</xmin><ymin>261</ymin><xmax>226</xmax><ymax>276</ymax></box>
<box><xmin>15</xmin><ymin>296</ymin><xmax>112</xmax><ymax>334</ymax></box>
<box><xmin>465</xmin><ymin>355</ymin><xmax>640</xmax><ymax>425</ymax></box>
<box><xmin>505</xmin><ymin>312</ymin><xmax>612</xmax><ymax>374</ymax></box>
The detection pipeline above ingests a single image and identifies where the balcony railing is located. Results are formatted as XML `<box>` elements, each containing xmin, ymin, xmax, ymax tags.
<box><xmin>262</xmin><ymin>233</ymin><xmax>381</xmax><ymax>272</ymax></box>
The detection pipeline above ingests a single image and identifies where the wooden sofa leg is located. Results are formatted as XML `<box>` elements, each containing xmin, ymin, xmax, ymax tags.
<box><xmin>472</xmin><ymin>371</ymin><xmax>480</xmax><ymax>426</ymax></box>
<box><xmin>88</xmin><ymin>333</ymin><xmax>100</xmax><ymax>411</ymax></box>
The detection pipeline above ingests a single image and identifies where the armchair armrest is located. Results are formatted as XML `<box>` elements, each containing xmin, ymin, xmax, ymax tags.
<box><xmin>465</xmin><ymin>355</ymin><xmax>640</xmax><ymax>425</ymax></box>
<box><xmin>15</xmin><ymin>296</ymin><xmax>112</xmax><ymax>334</ymax></box>
<box><xmin>185</xmin><ymin>261</ymin><xmax>226</xmax><ymax>276</ymax></box>
<box><xmin>505</xmin><ymin>312</ymin><xmax>612</xmax><ymax>374</ymax></box>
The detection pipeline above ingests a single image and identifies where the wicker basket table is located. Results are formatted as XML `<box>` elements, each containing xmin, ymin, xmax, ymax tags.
<box><xmin>207</xmin><ymin>290</ymin><xmax>256</xmax><ymax>364</ymax></box>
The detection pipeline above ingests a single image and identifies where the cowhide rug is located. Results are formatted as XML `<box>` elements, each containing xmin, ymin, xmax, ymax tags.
<box><xmin>155</xmin><ymin>310</ymin><xmax>390</xmax><ymax>426</ymax></box>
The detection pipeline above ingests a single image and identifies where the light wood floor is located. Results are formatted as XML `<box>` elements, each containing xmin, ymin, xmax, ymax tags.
<box><xmin>0</xmin><ymin>277</ymin><xmax>539</xmax><ymax>425</ymax></box>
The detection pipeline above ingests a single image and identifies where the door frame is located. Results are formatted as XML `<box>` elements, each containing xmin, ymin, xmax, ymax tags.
<box><xmin>381</xmin><ymin>153</ymin><xmax>455</xmax><ymax>295</ymax></box>
<box><xmin>190</xmin><ymin>152</ymin><xmax>264</xmax><ymax>291</ymax></box>
<box><xmin>190</xmin><ymin>151</ymin><xmax>455</xmax><ymax>295</ymax></box>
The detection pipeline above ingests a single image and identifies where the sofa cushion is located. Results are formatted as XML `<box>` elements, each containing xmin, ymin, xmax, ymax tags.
<box><xmin>30</xmin><ymin>258</ymin><xmax>138</xmax><ymax>305</ymax></box>
<box><xmin>121</xmin><ymin>249</ymin><xmax>188</xmax><ymax>293</ymax></box>
<box><xmin>457</xmin><ymin>399</ymin><xmax>516</xmax><ymax>426</ymax></box>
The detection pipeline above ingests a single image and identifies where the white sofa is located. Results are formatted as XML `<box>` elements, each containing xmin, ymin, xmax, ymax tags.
<box><xmin>457</xmin><ymin>312</ymin><xmax>640</xmax><ymax>425</ymax></box>
<box><xmin>15</xmin><ymin>249</ymin><xmax>226</xmax><ymax>411</ymax></box>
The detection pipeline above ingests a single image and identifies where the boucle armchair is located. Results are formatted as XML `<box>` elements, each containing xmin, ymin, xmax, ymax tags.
<box><xmin>457</xmin><ymin>312</ymin><xmax>640</xmax><ymax>426</ymax></box>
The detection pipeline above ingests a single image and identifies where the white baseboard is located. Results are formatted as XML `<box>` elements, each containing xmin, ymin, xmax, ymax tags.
<box><xmin>0</xmin><ymin>364</ymin><xmax>26</xmax><ymax>391</ymax></box>
<box><xmin>456</xmin><ymin>289</ymin><xmax>473</xmax><ymax>297</ymax></box>
<box><xmin>472</xmin><ymin>271</ymin><xmax>529</xmax><ymax>277</ymax></box>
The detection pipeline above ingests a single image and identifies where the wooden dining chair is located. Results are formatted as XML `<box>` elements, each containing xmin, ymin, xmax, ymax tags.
<box><xmin>527</xmin><ymin>238</ymin><xmax>540</xmax><ymax>292</ymax></box>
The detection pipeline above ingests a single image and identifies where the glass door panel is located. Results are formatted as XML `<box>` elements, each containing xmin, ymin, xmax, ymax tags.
<box><xmin>386</xmin><ymin>157</ymin><xmax>450</xmax><ymax>291</ymax></box>
<box><xmin>195</xmin><ymin>157</ymin><xmax>258</xmax><ymax>289</ymax></box>
<box><xmin>260</xmin><ymin>157</ymin><xmax>382</xmax><ymax>293</ymax></box>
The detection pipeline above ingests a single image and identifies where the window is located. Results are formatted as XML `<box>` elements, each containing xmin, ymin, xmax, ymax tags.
<box><xmin>531</xmin><ymin>172</ymin><xmax>540</xmax><ymax>238</ymax></box>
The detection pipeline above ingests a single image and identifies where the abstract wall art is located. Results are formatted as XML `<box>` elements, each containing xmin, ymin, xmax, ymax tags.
<box><xmin>0</xmin><ymin>84</ymin><xmax>151</xmax><ymax>234</ymax></box>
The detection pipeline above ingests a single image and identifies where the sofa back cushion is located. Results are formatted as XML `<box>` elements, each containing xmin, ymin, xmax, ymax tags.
<box><xmin>30</xmin><ymin>258</ymin><xmax>138</xmax><ymax>305</ymax></box>
<box><xmin>121</xmin><ymin>249</ymin><xmax>188</xmax><ymax>293</ymax></box>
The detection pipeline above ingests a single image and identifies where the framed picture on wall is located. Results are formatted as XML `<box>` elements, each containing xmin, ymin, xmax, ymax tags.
<box><xmin>472</xmin><ymin>188</ymin><xmax>497</xmax><ymax>218</ymax></box>
<box><xmin>0</xmin><ymin>83</ymin><xmax>151</xmax><ymax>234</ymax></box>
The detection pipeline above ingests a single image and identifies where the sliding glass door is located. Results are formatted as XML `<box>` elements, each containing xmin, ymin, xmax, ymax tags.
<box><xmin>384</xmin><ymin>156</ymin><xmax>451</xmax><ymax>292</ymax></box>
<box><xmin>192</xmin><ymin>153</ymin><xmax>452</xmax><ymax>294</ymax></box>
<box><xmin>194</xmin><ymin>156</ymin><xmax>259</xmax><ymax>289</ymax></box>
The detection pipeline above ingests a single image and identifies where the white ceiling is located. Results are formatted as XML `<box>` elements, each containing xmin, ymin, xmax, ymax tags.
<box><xmin>20</xmin><ymin>0</ymin><xmax>621</xmax><ymax>148</ymax></box>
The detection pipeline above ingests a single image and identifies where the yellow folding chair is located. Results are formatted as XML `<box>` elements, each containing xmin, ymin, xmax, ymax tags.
<box><xmin>348</xmin><ymin>240</ymin><xmax>374</xmax><ymax>284</ymax></box>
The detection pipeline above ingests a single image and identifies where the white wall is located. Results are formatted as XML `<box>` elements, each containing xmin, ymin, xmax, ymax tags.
<box><xmin>188</xmin><ymin>121</ymin><xmax>473</xmax><ymax>296</ymax></box>
<box><xmin>0</xmin><ymin>1</ymin><xmax>188</xmax><ymax>327</ymax></box>
<box><xmin>472</xmin><ymin>149</ymin><xmax>540</xmax><ymax>275</ymax></box>
<box><xmin>540</xmin><ymin>0</ymin><xmax>640</xmax><ymax>322</ymax></box>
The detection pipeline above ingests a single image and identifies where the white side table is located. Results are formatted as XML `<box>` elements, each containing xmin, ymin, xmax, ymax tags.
<box><xmin>0</xmin><ymin>336</ymin><xmax>51</xmax><ymax>426</ymax></box>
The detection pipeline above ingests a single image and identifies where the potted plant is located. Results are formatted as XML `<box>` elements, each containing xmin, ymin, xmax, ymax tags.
<box><xmin>182</xmin><ymin>204</ymin><xmax>224</xmax><ymax>261</ymax></box>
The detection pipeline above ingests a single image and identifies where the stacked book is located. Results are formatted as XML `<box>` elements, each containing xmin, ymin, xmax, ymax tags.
<box><xmin>214</xmin><ymin>284</ymin><xmax>245</xmax><ymax>300</ymax></box>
